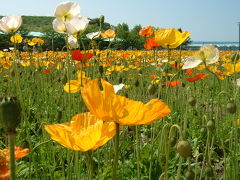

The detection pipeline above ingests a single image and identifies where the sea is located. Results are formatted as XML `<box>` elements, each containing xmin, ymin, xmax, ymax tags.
<box><xmin>188</xmin><ymin>42</ymin><xmax>239</xmax><ymax>50</ymax></box>
<box><xmin>191</xmin><ymin>41</ymin><xmax>239</xmax><ymax>47</ymax></box>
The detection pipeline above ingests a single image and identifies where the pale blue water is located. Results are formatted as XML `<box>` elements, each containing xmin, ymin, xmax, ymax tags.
<box><xmin>191</xmin><ymin>41</ymin><xmax>239</xmax><ymax>47</ymax></box>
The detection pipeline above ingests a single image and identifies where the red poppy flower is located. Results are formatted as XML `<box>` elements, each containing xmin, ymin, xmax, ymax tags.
<box><xmin>171</xmin><ymin>63</ymin><xmax>182</xmax><ymax>69</ymax></box>
<box><xmin>150</xmin><ymin>74</ymin><xmax>157</xmax><ymax>79</ymax></box>
<box><xmin>139</xmin><ymin>26</ymin><xmax>153</xmax><ymax>37</ymax></box>
<box><xmin>144</xmin><ymin>37</ymin><xmax>160</xmax><ymax>50</ymax></box>
<box><xmin>166</xmin><ymin>80</ymin><xmax>181</xmax><ymax>87</ymax></box>
<box><xmin>42</xmin><ymin>69</ymin><xmax>51</xmax><ymax>74</ymax></box>
<box><xmin>72</xmin><ymin>50</ymin><xmax>94</xmax><ymax>62</ymax></box>
<box><xmin>185</xmin><ymin>69</ymin><xmax>193</xmax><ymax>75</ymax></box>
<box><xmin>186</xmin><ymin>73</ymin><xmax>207</xmax><ymax>82</ymax></box>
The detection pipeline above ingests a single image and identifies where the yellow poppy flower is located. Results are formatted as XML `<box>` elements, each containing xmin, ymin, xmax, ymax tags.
<box><xmin>81</xmin><ymin>79</ymin><xmax>171</xmax><ymax>125</ymax></box>
<box><xmin>10</xmin><ymin>33</ymin><xmax>23</xmax><ymax>44</ymax></box>
<box><xmin>45</xmin><ymin>112</ymin><xmax>116</xmax><ymax>151</ymax></box>
<box><xmin>64</xmin><ymin>71</ymin><xmax>91</xmax><ymax>93</ymax></box>
<box><xmin>154</xmin><ymin>28</ymin><xmax>190</xmax><ymax>49</ymax></box>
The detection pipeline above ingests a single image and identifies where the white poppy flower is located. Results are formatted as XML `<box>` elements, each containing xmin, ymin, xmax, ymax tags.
<box><xmin>86</xmin><ymin>31</ymin><xmax>101</xmax><ymax>40</ymax></box>
<box><xmin>65</xmin><ymin>16</ymin><xmax>89</xmax><ymax>35</ymax></box>
<box><xmin>182</xmin><ymin>57</ymin><xmax>202</xmax><ymax>70</ymax></box>
<box><xmin>54</xmin><ymin>1</ymin><xmax>80</xmax><ymax>21</ymax></box>
<box><xmin>0</xmin><ymin>16</ymin><xmax>22</xmax><ymax>33</ymax></box>
<box><xmin>67</xmin><ymin>35</ymin><xmax>79</xmax><ymax>48</ymax></box>
<box><xmin>113</xmin><ymin>84</ymin><xmax>124</xmax><ymax>93</ymax></box>
<box><xmin>52</xmin><ymin>18</ymin><xmax>67</xmax><ymax>33</ymax></box>
<box><xmin>182</xmin><ymin>44</ymin><xmax>219</xmax><ymax>69</ymax></box>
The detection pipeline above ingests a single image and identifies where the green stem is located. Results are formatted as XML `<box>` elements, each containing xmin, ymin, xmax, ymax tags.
<box><xmin>9</xmin><ymin>133</ymin><xmax>16</xmax><ymax>180</ymax></box>
<box><xmin>112</xmin><ymin>123</ymin><xmax>120</xmax><ymax>180</ymax></box>
<box><xmin>86</xmin><ymin>151</ymin><xmax>93</xmax><ymax>180</ymax></box>
<box><xmin>136</xmin><ymin>126</ymin><xmax>141</xmax><ymax>180</ymax></box>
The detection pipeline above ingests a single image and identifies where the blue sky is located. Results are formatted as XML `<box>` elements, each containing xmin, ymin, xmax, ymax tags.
<box><xmin>1</xmin><ymin>0</ymin><xmax>240</xmax><ymax>41</ymax></box>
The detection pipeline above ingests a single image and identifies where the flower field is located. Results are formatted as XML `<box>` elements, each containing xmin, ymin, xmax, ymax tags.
<box><xmin>0</xmin><ymin>1</ymin><xmax>240</xmax><ymax>180</ymax></box>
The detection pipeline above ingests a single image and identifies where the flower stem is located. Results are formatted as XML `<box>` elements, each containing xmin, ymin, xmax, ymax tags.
<box><xmin>86</xmin><ymin>151</ymin><xmax>93</xmax><ymax>180</ymax></box>
<box><xmin>112</xmin><ymin>123</ymin><xmax>120</xmax><ymax>180</ymax></box>
<box><xmin>9</xmin><ymin>133</ymin><xmax>16</xmax><ymax>180</ymax></box>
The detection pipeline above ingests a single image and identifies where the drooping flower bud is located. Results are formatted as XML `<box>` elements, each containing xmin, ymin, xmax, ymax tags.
<box><xmin>176</xmin><ymin>140</ymin><xmax>192</xmax><ymax>158</ymax></box>
<box><xmin>0</xmin><ymin>97</ymin><xmax>21</xmax><ymax>134</ymax></box>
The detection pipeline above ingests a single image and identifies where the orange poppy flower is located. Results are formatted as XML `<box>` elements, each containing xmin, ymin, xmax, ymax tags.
<box><xmin>101</xmin><ymin>29</ymin><xmax>116</xmax><ymax>39</ymax></box>
<box><xmin>185</xmin><ymin>73</ymin><xmax>207</xmax><ymax>82</ymax></box>
<box><xmin>80</xmin><ymin>79</ymin><xmax>171</xmax><ymax>125</ymax></box>
<box><xmin>144</xmin><ymin>37</ymin><xmax>160</xmax><ymax>50</ymax></box>
<box><xmin>154</xmin><ymin>28</ymin><xmax>190</xmax><ymax>49</ymax></box>
<box><xmin>139</xmin><ymin>26</ymin><xmax>153</xmax><ymax>37</ymax></box>
<box><xmin>45</xmin><ymin>112</ymin><xmax>116</xmax><ymax>151</ymax></box>
<box><xmin>166</xmin><ymin>80</ymin><xmax>181</xmax><ymax>87</ymax></box>
<box><xmin>0</xmin><ymin>147</ymin><xmax>29</xmax><ymax>180</ymax></box>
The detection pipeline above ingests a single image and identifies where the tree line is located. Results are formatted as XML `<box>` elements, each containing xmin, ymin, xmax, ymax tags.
<box><xmin>0</xmin><ymin>16</ymin><xmax>191</xmax><ymax>51</ymax></box>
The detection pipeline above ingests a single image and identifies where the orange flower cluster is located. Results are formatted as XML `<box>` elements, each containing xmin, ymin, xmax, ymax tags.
<box><xmin>45</xmin><ymin>78</ymin><xmax>171</xmax><ymax>151</ymax></box>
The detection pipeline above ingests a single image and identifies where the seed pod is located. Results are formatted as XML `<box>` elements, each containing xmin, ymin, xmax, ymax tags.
<box><xmin>185</xmin><ymin>169</ymin><xmax>195</xmax><ymax>180</ymax></box>
<box><xmin>176</xmin><ymin>140</ymin><xmax>192</xmax><ymax>158</ymax></box>
<box><xmin>188</xmin><ymin>97</ymin><xmax>197</xmax><ymax>106</ymax></box>
<box><xmin>227</xmin><ymin>101</ymin><xmax>237</xmax><ymax>114</ymax></box>
<box><xmin>147</xmin><ymin>84</ymin><xmax>156</xmax><ymax>96</ymax></box>
<box><xmin>206</xmin><ymin>120</ymin><xmax>215</xmax><ymax>131</ymax></box>
<box><xmin>0</xmin><ymin>97</ymin><xmax>21</xmax><ymax>134</ymax></box>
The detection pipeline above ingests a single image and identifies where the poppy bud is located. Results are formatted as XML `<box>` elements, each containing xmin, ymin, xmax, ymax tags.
<box><xmin>134</xmin><ymin>80</ymin><xmax>139</xmax><ymax>87</ymax></box>
<box><xmin>176</xmin><ymin>140</ymin><xmax>192</xmax><ymax>158</ymax></box>
<box><xmin>147</xmin><ymin>84</ymin><xmax>156</xmax><ymax>96</ymax></box>
<box><xmin>56</xmin><ymin>109</ymin><xmax>63</xmax><ymax>123</ymax></box>
<box><xmin>0</xmin><ymin>97</ymin><xmax>21</xmax><ymax>134</ymax></box>
<box><xmin>226</xmin><ymin>101</ymin><xmax>236</xmax><ymax>114</ymax></box>
<box><xmin>10</xmin><ymin>69</ymin><xmax>15</xmax><ymax>77</ymax></box>
<box><xmin>118</xmin><ymin>77</ymin><xmax>123</xmax><ymax>83</ymax></box>
<box><xmin>206</xmin><ymin>120</ymin><xmax>215</xmax><ymax>131</ymax></box>
<box><xmin>188</xmin><ymin>97</ymin><xmax>196</xmax><ymax>106</ymax></box>
<box><xmin>185</xmin><ymin>169</ymin><xmax>195</xmax><ymax>180</ymax></box>
<box><xmin>99</xmin><ymin>15</ymin><xmax>105</xmax><ymax>25</ymax></box>
<box><xmin>3</xmin><ymin>79</ymin><xmax>8</xmax><ymax>82</ymax></box>
<box><xmin>61</xmin><ymin>74</ymin><xmax>68</xmax><ymax>84</ymax></box>
<box><xmin>200</xmin><ymin>127</ymin><xmax>207</xmax><ymax>136</ymax></box>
